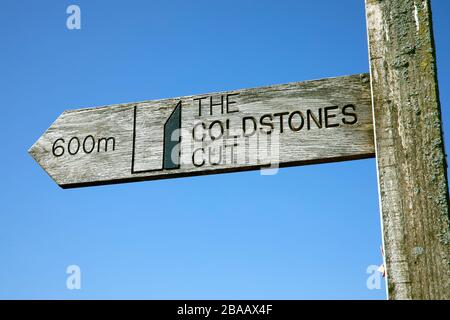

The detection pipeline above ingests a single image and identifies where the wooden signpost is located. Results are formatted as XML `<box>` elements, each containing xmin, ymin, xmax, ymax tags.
<box><xmin>366</xmin><ymin>0</ymin><xmax>449</xmax><ymax>300</ymax></box>
<box><xmin>29</xmin><ymin>0</ymin><xmax>448</xmax><ymax>299</ymax></box>
<box><xmin>29</xmin><ymin>74</ymin><xmax>374</xmax><ymax>188</ymax></box>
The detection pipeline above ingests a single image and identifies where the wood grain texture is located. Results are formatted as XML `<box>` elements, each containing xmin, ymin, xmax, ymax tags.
<box><xmin>29</xmin><ymin>74</ymin><xmax>374</xmax><ymax>188</ymax></box>
<box><xmin>366</xmin><ymin>0</ymin><xmax>449</xmax><ymax>299</ymax></box>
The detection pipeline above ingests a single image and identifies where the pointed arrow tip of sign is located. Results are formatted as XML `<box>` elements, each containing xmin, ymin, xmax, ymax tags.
<box><xmin>28</xmin><ymin>141</ymin><xmax>39</xmax><ymax>163</ymax></box>
<box><xmin>28</xmin><ymin>139</ymin><xmax>64</xmax><ymax>188</ymax></box>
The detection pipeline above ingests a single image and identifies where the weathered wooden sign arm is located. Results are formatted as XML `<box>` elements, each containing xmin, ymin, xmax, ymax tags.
<box><xmin>366</xmin><ymin>0</ymin><xmax>449</xmax><ymax>299</ymax></box>
<box><xmin>29</xmin><ymin>74</ymin><xmax>374</xmax><ymax>188</ymax></box>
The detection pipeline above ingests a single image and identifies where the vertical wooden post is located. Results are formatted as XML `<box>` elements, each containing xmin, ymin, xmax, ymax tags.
<box><xmin>365</xmin><ymin>0</ymin><xmax>449</xmax><ymax>299</ymax></box>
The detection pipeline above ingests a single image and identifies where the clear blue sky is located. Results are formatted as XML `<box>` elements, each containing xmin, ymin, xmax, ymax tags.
<box><xmin>0</xmin><ymin>0</ymin><xmax>449</xmax><ymax>300</ymax></box>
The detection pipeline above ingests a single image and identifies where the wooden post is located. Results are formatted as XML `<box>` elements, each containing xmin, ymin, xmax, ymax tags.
<box><xmin>366</xmin><ymin>0</ymin><xmax>449</xmax><ymax>299</ymax></box>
